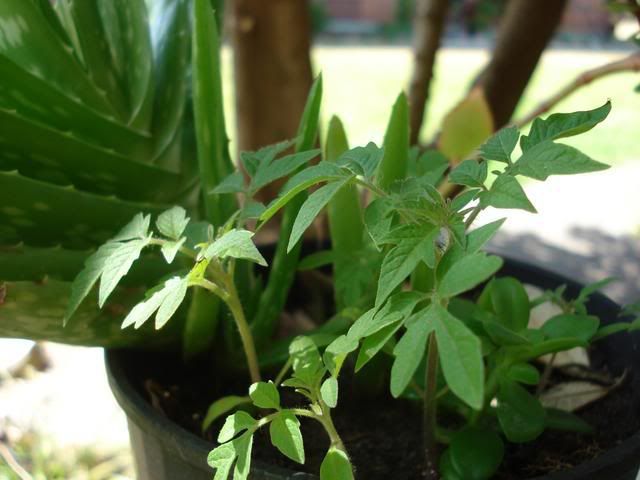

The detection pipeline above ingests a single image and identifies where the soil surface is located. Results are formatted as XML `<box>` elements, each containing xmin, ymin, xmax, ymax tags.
<box><xmin>128</xmin><ymin>348</ymin><xmax>639</xmax><ymax>480</ymax></box>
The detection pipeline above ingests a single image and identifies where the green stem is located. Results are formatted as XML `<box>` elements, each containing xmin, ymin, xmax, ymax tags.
<box><xmin>423</xmin><ymin>332</ymin><xmax>440</xmax><ymax>477</ymax></box>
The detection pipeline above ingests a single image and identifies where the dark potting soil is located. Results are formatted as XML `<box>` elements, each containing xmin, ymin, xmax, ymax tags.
<box><xmin>133</xmin><ymin>349</ymin><xmax>640</xmax><ymax>480</ymax></box>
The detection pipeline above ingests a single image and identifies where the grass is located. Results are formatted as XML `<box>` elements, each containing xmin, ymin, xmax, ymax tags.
<box><xmin>222</xmin><ymin>46</ymin><xmax>640</xmax><ymax>166</ymax></box>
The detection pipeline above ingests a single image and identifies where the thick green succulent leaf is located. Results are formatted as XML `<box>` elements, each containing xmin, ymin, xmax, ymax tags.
<box><xmin>0</xmin><ymin>0</ymin><xmax>115</xmax><ymax>115</ymax></box>
<box><xmin>377</xmin><ymin>92</ymin><xmax>409</xmax><ymax>190</ymax></box>
<box><xmin>148</xmin><ymin>0</ymin><xmax>191</xmax><ymax>158</ymax></box>
<box><xmin>0</xmin><ymin>55</ymin><xmax>150</xmax><ymax>159</ymax></box>
<box><xmin>192</xmin><ymin>0</ymin><xmax>235</xmax><ymax>225</ymax></box>
<box><xmin>0</xmin><ymin>110</ymin><xmax>181</xmax><ymax>202</ymax></box>
<box><xmin>0</xmin><ymin>279</ymin><xmax>181</xmax><ymax>347</ymax></box>
<box><xmin>0</xmin><ymin>170</ymin><xmax>165</xmax><ymax>248</ymax></box>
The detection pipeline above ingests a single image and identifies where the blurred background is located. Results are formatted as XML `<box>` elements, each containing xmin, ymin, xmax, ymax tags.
<box><xmin>1</xmin><ymin>0</ymin><xmax>640</xmax><ymax>478</ymax></box>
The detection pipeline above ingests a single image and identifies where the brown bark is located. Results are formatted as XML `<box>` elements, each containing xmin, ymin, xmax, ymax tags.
<box><xmin>408</xmin><ymin>0</ymin><xmax>450</xmax><ymax>146</ymax></box>
<box><xmin>229</xmin><ymin>0</ymin><xmax>314</xmax><ymax>153</ymax></box>
<box><xmin>473</xmin><ymin>0</ymin><xmax>569</xmax><ymax>129</ymax></box>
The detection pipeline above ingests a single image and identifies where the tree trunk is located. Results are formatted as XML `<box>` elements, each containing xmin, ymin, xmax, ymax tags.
<box><xmin>229</xmin><ymin>0</ymin><xmax>314</xmax><ymax>153</ymax></box>
<box><xmin>474</xmin><ymin>0</ymin><xmax>569</xmax><ymax>128</ymax></box>
<box><xmin>408</xmin><ymin>0</ymin><xmax>450</xmax><ymax>145</ymax></box>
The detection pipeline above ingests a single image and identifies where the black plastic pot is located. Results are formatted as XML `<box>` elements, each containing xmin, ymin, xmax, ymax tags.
<box><xmin>105</xmin><ymin>257</ymin><xmax>640</xmax><ymax>480</ymax></box>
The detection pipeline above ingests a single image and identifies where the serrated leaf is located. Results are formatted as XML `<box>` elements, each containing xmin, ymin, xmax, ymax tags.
<box><xmin>218</xmin><ymin>411</ymin><xmax>258</xmax><ymax>443</ymax></box>
<box><xmin>156</xmin><ymin>206</ymin><xmax>190</xmax><ymax>240</ymax></box>
<box><xmin>466</xmin><ymin>218</ymin><xmax>506</xmax><ymax>254</ymax></box>
<box><xmin>412</xmin><ymin>149</ymin><xmax>449</xmax><ymax>186</ymax></box>
<box><xmin>438</xmin><ymin>253</ymin><xmax>503</xmax><ymax>298</ymax></box>
<box><xmin>496</xmin><ymin>380</ymin><xmax>546</xmax><ymax>443</ymax></box>
<box><xmin>259</xmin><ymin>162</ymin><xmax>346</xmax><ymax>225</ymax></box>
<box><xmin>251</xmin><ymin>149</ymin><xmax>321</xmax><ymax>193</ymax></box>
<box><xmin>288</xmin><ymin>177</ymin><xmax>351</xmax><ymax>253</ymax></box>
<box><xmin>211</xmin><ymin>172</ymin><xmax>245</xmax><ymax>194</ymax></box>
<box><xmin>520</xmin><ymin>102</ymin><xmax>611</xmax><ymax>151</ymax></box>
<box><xmin>203</xmin><ymin>396</ymin><xmax>251</xmax><ymax>432</ymax></box>
<box><xmin>439</xmin><ymin>89</ymin><xmax>494</xmax><ymax>161</ymax></box>
<box><xmin>479</xmin><ymin>125</ymin><xmax>519</xmax><ymax>163</ymax></box>
<box><xmin>64</xmin><ymin>242</ymin><xmax>122</xmax><ymax>324</ymax></box>
<box><xmin>432</xmin><ymin>304</ymin><xmax>484</xmax><ymax>409</ymax></box>
<box><xmin>232</xmin><ymin>432</ymin><xmax>253</xmax><ymax>480</ymax></box>
<box><xmin>160</xmin><ymin>237</ymin><xmax>186</xmax><ymax>264</ymax></box>
<box><xmin>512</xmin><ymin>141</ymin><xmax>609</xmax><ymax>180</ymax></box>
<box><xmin>336</xmin><ymin>142</ymin><xmax>385</xmax><ymax>179</ymax></box>
<box><xmin>324</xmin><ymin>334</ymin><xmax>358</xmax><ymax>376</ymax></box>
<box><xmin>480</xmin><ymin>175</ymin><xmax>536</xmax><ymax>213</ymax></box>
<box><xmin>355</xmin><ymin>320</ymin><xmax>403</xmax><ymax>371</ymax></box>
<box><xmin>376</xmin><ymin>230</ymin><xmax>438</xmax><ymax>307</ymax></box>
<box><xmin>249</xmin><ymin>381</ymin><xmax>280</xmax><ymax>410</ymax></box>
<box><xmin>121</xmin><ymin>276</ymin><xmax>187</xmax><ymax>329</ymax></box>
<box><xmin>363</xmin><ymin>197</ymin><xmax>394</xmax><ymax>249</ymax></box>
<box><xmin>203</xmin><ymin>229</ymin><xmax>267</xmax><ymax>266</ymax></box>
<box><xmin>349</xmin><ymin>291</ymin><xmax>423</xmax><ymax>340</ymax></box>
<box><xmin>113</xmin><ymin>213</ymin><xmax>152</xmax><ymax>241</ymax></box>
<box><xmin>449</xmin><ymin>159</ymin><xmax>488</xmax><ymax>188</ymax></box>
<box><xmin>320</xmin><ymin>448</ymin><xmax>354</xmax><ymax>480</ymax></box>
<box><xmin>99</xmin><ymin>238</ymin><xmax>150</xmax><ymax>307</ymax></box>
<box><xmin>390</xmin><ymin>311</ymin><xmax>434</xmax><ymax>397</ymax></box>
<box><xmin>208</xmin><ymin>442</ymin><xmax>236</xmax><ymax>480</ymax></box>
<box><xmin>270</xmin><ymin>411</ymin><xmax>305</xmax><ymax>464</ymax></box>
<box><xmin>320</xmin><ymin>377</ymin><xmax>339</xmax><ymax>408</ymax></box>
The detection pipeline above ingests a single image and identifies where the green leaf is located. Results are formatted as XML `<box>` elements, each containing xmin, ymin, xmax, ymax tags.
<box><xmin>64</xmin><ymin>242</ymin><xmax>122</xmax><ymax>325</ymax></box>
<box><xmin>99</xmin><ymin>238</ymin><xmax>150</xmax><ymax>307</ymax></box>
<box><xmin>363</xmin><ymin>197</ymin><xmax>394</xmax><ymax>249</ymax></box>
<box><xmin>320</xmin><ymin>448</ymin><xmax>354</xmax><ymax>480</ymax></box>
<box><xmin>466</xmin><ymin>219</ymin><xmax>506</xmax><ymax>254</ymax></box>
<box><xmin>576</xmin><ymin>277</ymin><xmax>616</xmax><ymax>304</ymax></box>
<box><xmin>251</xmin><ymin>150</ymin><xmax>321</xmax><ymax>193</ymax></box>
<box><xmin>202</xmin><ymin>396</ymin><xmax>251</xmax><ymax>432</ymax></box>
<box><xmin>296</xmin><ymin>74</ymin><xmax>323</xmax><ymax>152</ymax></box>
<box><xmin>439</xmin><ymin>449</ymin><xmax>465</xmax><ymax>480</ymax></box>
<box><xmin>479</xmin><ymin>125</ymin><xmax>519</xmax><ymax>163</ymax></box>
<box><xmin>113</xmin><ymin>213</ymin><xmax>151</xmax><ymax>241</ymax></box>
<box><xmin>320</xmin><ymin>377</ymin><xmax>339</xmax><ymax>408</ymax></box>
<box><xmin>438</xmin><ymin>253</ymin><xmax>503</xmax><ymax>298</ymax></box>
<box><xmin>218</xmin><ymin>411</ymin><xmax>258</xmax><ymax>443</ymax></box>
<box><xmin>432</xmin><ymin>304</ymin><xmax>485</xmax><ymax>410</ymax></box>
<box><xmin>390</xmin><ymin>313</ymin><xmax>433</xmax><ymax>397</ymax></box>
<box><xmin>483</xmin><ymin>319</ymin><xmax>532</xmax><ymax>346</ymax></box>
<box><xmin>203</xmin><ymin>229</ymin><xmax>267</xmax><ymax>266</ymax></box>
<box><xmin>289</xmin><ymin>336</ymin><xmax>323</xmax><ymax>376</ymax></box>
<box><xmin>270</xmin><ymin>411</ymin><xmax>305</xmax><ymax>464</ymax></box>
<box><xmin>287</xmin><ymin>177</ymin><xmax>351</xmax><ymax>253</ymax></box>
<box><xmin>376</xmin><ymin>229</ymin><xmax>438</xmax><ymax>306</ymax></box>
<box><xmin>439</xmin><ymin>89</ymin><xmax>494</xmax><ymax>161</ymax></box>
<box><xmin>540</xmin><ymin>314</ymin><xmax>600</xmax><ymax>342</ymax></box>
<box><xmin>496</xmin><ymin>380</ymin><xmax>546</xmax><ymax>442</ymax></box>
<box><xmin>512</xmin><ymin>141</ymin><xmax>609</xmax><ymax>181</ymax></box>
<box><xmin>192</xmin><ymin>0</ymin><xmax>235</xmax><ymax>224</ymax></box>
<box><xmin>338</xmin><ymin>142</ymin><xmax>386</xmax><ymax>179</ymax></box>
<box><xmin>211</xmin><ymin>172</ymin><xmax>245</xmax><ymax>194</ymax></box>
<box><xmin>449</xmin><ymin>160</ymin><xmax>488</xmax><ymax>188</ymax></box>
<box><xmin>208</xmin><ymin>442</ymin><xmax>236</xmax><ymax>480</ymax></box>
<box><xmin>259</xmin><ymin>162</ymin><xmax>346</xmax><ymax>225</ymax></box>
<box><xmin>377</xmin><ymin>92</ymin><xmax>409</xmax><ymax>190</ymax></box>
<box><xmin>249</xmin><ymin>381</ymin><xmax>280</xmax><ymax>410</ymax></box>
<box><xmin>488</xmin><ymin>277</ymin><xmax>531</xmax><ymax>331</ymax></box>
<box><xmin>507</xmin><ymin>363</ymin><xmax>540</xmax><ymax>385</ymax></box>
<box><xmin>232</xmin><ymin>432</ymin><xmax>253</xmax><ymax>480</ymax></box>
<box><xmin>520</xmin><ymin>102</ymin><xmax>611</xmax><ymax>151</ymax></box>
<box><xmin>160</xmin><ymin>237</ymin><xmax>186</xmax><ymax>264</ymax></box>
<box><xmin>324</xmin><ymin>334</ymin><xmax>358</xmax><ymax>376</ymax></box>
<box><xmin>480</xmin><ymin>174</ymin><xmax>536</xmax><ymax>213</ymax></box>
<box><xmin>121</xmin><ymin>276</ymin><xmax>188</xmax><ymax>330</ymax></box>
<box><xmin>412</xmin><ymin>149</ymin><xmax>450</xmax><ymax>187</ymax></box>
<box><xmin>545</xmin><ymin>408</ymin><xmax>593</xmax><ymax>434</ymax></box>
<box><xmin>448</xmin><ymin>427</ymin><xmax>504</xmax><ymax>480</ymax></box>
<box><xmin>298</xmin><ymin>250</ymin><xmax>339</xmax><ymax>271</ymax></box>
<box><xmin>156</xmin><ymin>206</ymin><xmax>190</xmax><ymax>240</ymax></box>
<box><xmin>355</xmin><ymin>320</ymin><xmax>403</xmax><ymax>371</ymax></box>
<box><xmin>349</xmin><ymin>291</ymin><xmax>422</xmax><ymax>340</ymax></box>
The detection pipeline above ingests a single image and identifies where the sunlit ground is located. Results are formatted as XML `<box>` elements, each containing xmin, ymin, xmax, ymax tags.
<box><xmin>221</xmin><ymin>46</ymin><xmax>640</xmax><ymax>166</ymax></box>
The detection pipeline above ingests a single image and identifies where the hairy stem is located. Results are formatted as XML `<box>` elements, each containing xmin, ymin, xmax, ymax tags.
<box><xmin>423</xmin><ymin>332</ymin><xmax>440</xmax><ymax>479</ymax></box>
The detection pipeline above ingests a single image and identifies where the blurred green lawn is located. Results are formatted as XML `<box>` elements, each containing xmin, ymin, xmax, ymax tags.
<box><xmin>222</xmin><ymin>46</ymin><xmax>640</xmax><ymax>166</ymax></box>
